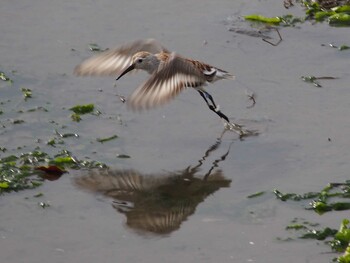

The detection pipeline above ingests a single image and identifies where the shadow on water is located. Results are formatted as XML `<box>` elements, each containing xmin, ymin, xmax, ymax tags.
<box><xmin>74</xmin><ymin>131</ymin><xmax>235</xmax><ymax>236</ymax></box>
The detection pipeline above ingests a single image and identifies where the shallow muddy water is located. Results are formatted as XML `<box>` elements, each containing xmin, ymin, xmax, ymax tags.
<box><xmin>1</xmin><ymin>0</ymin><xmax>350</xmax><ymax>262</ymax></box>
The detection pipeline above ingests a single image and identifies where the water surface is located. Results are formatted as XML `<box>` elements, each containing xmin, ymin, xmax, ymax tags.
<box><xmin>1</xmin><ymin>0</ymin><xmax>350</xmax><ymax>262</ymax></box>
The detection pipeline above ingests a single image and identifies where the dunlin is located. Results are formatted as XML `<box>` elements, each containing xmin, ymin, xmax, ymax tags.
<box><xmin>74</xmin><ymin>39</ymin><xmax>235</xmax><ymax>123</ymax></box>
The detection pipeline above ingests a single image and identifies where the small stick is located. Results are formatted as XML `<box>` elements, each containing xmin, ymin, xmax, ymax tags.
<box><xmin>263</xmin><ymin>28</ymin><xmax>282</xmax><ymax>46</ymax></box>
<box><xmin>246</xmin><ymin>91</ymin><xmax>256</xmax><ymax>109</ymax></box>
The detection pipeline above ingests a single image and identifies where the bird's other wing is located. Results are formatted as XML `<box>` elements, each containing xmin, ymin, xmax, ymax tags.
<box><xmin>74</xmin><ymin>39</ymin><xmax>169</xmax><ymax>76</ymax></box>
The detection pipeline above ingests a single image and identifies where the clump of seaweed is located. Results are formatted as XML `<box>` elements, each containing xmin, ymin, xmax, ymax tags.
<box><xmin>244</xmin><ymin>0</ymin><xmax>350</xmax><ymax>27</ymax></box>
<box><xmin>274</xmin><ymin>181</ymin><xmax>350</xmax><ymax>214</ymax></box>
<box><xmin>0</xmin><ymin>150</ymin><xmax>107</xmax><ymax>194</ymax></box>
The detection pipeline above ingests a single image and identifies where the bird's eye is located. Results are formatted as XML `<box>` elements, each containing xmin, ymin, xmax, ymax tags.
<box><xmin>137</xmin><ymin>58</ymin><xmax>143</xmax><ymax>63</ymax></box>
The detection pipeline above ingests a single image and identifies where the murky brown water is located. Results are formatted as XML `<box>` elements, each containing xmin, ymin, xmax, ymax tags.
<box><xmin>1</xmin><ymin>0</ymin><xmax>350</xmax><ymax>262</ymax></box>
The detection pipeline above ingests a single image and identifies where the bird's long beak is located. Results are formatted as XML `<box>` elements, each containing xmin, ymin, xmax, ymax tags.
<box><xmin>116</xmin><ymin>64</ymin><xmax>135</xmax><ymax>81</ymax></box>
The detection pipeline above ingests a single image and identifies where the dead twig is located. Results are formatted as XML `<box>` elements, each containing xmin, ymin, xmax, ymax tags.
<box><xmin>262</xmin><ymin>28</ymin><xmax>282</xmax><ymax>46</ymax></box>
<box><xmin>245</xmin><ymin>91</ymin><xmax>256</xmax><ymax>109</ymax></box>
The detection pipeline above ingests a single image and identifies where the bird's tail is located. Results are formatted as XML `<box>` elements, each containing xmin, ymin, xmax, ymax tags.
<box><xmin>217</xmin><ymin>70</ymin><xmax>235</xmax><ymax>80</ymax></box>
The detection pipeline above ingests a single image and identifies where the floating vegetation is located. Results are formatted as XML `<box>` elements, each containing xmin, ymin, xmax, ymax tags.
<box><xmin>274</xmin><ymin>189</ymin><xmax>320</xmax><ymax>201</ymax></box>
<box><xmin>301</xmin><ymin>1</ymin><xmax>350</xmax><ymax>26</ymax></box>
<box><xmin>21</xmin><ymin>88</ymin><xmax>32</xmax><ymax>100</ymax></box>
<box><xmin>274</xmin><ymin>181</ymin><xmax>350</xmax><ymax>214</ymax></box>
<box><xmin>286</xmin><ymin>218</ymin><xmax>337</xmax><ymax>240</ymax></box>
<box><xmin>285</xmin><ymin>218</ymin><xmax>350</xmax><ymax>262</ymax></box>
<box><xmin>69</xmin><ymin>103</ymin><xmax>95</xmax><ymax>122</ymax></box>
<box><xmin>0</xmin><ymin>152</ymin><xmax>45</xmax><ymax>193</ymax></box>
<box><xmin>0</xmin><ymin>150</ymin><xmax>107</xmax><ymax>194</ymax></box>
<box><xmin>330</xmin><ymin>44</ymin><xmax>350</xmax><ymax>50</ymax></box>
<box><xmin>331</xmin><ymin>219</ymin><xmax>350</xmax><ymax>253</ymax></box>
<box><xmin>329</xmin><ymin>12</ymin><xmax>350</xmax><ymax>25</ymax></box>
<box><xmin>278</xmin><ymin>14</ymin><xmax>304</xmax><ymax>26</ymax></box>
<box><xmin>96</xmin><ymin>135</ymin><xmax>118</xmax><ymax>143</ymax></box>
<box><xmin>244</xmin><ymin>1</ymin><xmax>350</xmax><ymax>27</ymax></box>
<box><xmin>338</xmin><ymin>44</ymin><xmax>349</xmax><ymax>50</ymax></box>
<box><xmin>338</xmin><ymin>246</ymin><xmax>350</xmax><ymax>263</ymax></box>
<box><xmin>0</xmin><ymin>71</ymin><xmax>13</xmax><ymax>83</ymax></box>
<box><xmin>244</xmin><ymin>14</ymin><xmax>303</xmax><ymax>27</ymax></box>
<box><xmin>285</xmin><ymin>223</ymin><xmax>308</xmax><ymax>230</ymax></box>
<box><xmin>0</xmin><ymin>71</ymin><xmax>118</xmax><ymax>196</ymax></box>
<box><xmin>301</xmin><ymin>226</ymin><xmax>338</xmax><ymax>240</ymax></box>
<box><xmin>244</xmin><ymin>14</ymin><xmax>282</xmax><ymax>24</ymax></box>
<box><xmin>47</xmin><ymin>138</ymin><xmax>64</xmax><ymax>146</ymax></box>
<box><xmin>70</xmin><ymin>113</ymin><xmax>81</xmax><ymax>122</ymax></box>
<box><xmin>69</xmin><ymin>103</ymin><xmax>94</xmax><ymax>114</ymax></box>
<box><xmin>26</xmin><ymin>106</ymin><xmax>48</xmax><ymax>112</ymax></box>
<box><xmin>304</xmin><ymin>2</ymin><xmax>350</xmax><ymax>25</ymax></box>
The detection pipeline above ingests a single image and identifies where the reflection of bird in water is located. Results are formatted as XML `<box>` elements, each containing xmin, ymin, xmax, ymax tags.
<box><xmin>75</xmin><ymin>135</ymin><xmax>233</xmax><ymax>236</ymax></box>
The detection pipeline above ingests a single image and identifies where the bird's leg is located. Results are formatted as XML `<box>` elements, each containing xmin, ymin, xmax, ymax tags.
<box><xmin>197</xmin><ymin>90</ymin><xmax>230</xmax><ymax>123</ymax></box>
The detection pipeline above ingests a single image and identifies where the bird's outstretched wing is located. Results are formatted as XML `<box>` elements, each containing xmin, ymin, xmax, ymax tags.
<box><xmin>128</xmin><ymin>53</ymin><xmax>206</xmax><ymax>110</ymax></box>
<box><xmin>74</xmin><ymin>39</ymin><xmax>169</xmax><ymax>76</ymax></box>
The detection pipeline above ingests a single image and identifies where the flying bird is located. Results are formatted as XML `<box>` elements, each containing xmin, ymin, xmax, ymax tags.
<box><xmin>74</xmin><ymin>39</ymin><xmax>235</xmax><ymax>123</ymax></box>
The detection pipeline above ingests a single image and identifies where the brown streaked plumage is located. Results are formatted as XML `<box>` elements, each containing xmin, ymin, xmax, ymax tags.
<box><xmin>74</xmin><ymin>39</ymin><xmax>235</xmax><ymax>122</ymax></box>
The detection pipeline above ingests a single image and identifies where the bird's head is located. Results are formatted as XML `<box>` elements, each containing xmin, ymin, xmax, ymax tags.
<box><xmin>116</xmin><ymin>51</ymin><xmax>156</xmax><ymax>80</ymax></box>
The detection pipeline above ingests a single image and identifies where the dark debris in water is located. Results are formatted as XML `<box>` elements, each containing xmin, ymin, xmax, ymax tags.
<box><xmin>88</xmin><ymin>43</ymin><xmax>109</xmax><ymax>52</ymax></box>
<box><xmin>55</xmin><ymin>129</ymin><xmax>79</xmax><ymax>138</ymax></box>
<box><xmin>116</xmin><ymin>154</ymin><xmax>130</xmax><ymax>159</ymax></box>
<box><xmin>301</xmin><ymin>75</ymin><xmax>338</xmax><ymax>87</ymax></box>
<box><xmin>38</xmin><ymin>201</ymin><xmax>50</xmax><ymax>209</ymax></box>
<box><xmin>35</xmin><ymin>165</ymin><xmax>67</xmax><ymax>181</ymax></box>
<box><xmin>96</xmin><ymin>135</ymin><xmax>118</xmax><ymax>143</ymax></box>
<box><xmin>247</xmin><ymin>191</ymin><xmax>266</xmax><ymax>198</ymax></box>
